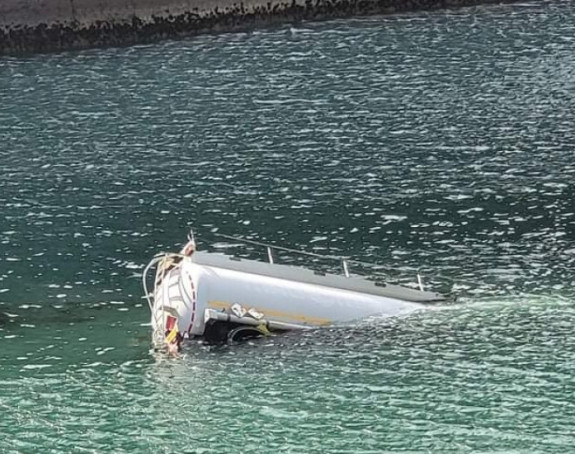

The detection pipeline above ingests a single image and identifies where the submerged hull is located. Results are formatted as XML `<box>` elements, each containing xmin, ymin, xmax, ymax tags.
<box><xmin>148</xmin><ymin>251</ymin><xmax>444</xmax><ymax>344</ymax></box>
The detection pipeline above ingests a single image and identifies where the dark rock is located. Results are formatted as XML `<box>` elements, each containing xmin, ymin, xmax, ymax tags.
<box><xmin>0</xmin><ymin>0</ymin><xmax>525</xmax><ymax>55</ymax></box>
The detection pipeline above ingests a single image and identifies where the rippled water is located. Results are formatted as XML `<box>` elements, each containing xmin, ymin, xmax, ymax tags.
<box><xmin>2</xmin><ymin>1</ymin><xmax>575</xmax><ymax>452</ymax></box>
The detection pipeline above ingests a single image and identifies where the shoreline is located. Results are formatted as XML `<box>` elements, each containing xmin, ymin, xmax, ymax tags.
<box><xmin>1</xmin><ymin>0</ymin><xmax>523</xmax><ymax>55</ymax></box>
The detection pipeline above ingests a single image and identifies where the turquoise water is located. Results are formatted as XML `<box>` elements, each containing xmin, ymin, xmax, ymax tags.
<box><xmin>2</xmin><ymin>1</ymin><xmax>575</xmax><ymax>452</ymax></box>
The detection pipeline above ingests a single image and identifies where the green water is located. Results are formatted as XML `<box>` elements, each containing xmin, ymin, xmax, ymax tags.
<box><xmin>2</xmin><ymin>1</ymin><xmax>575</xmax><ymax>452</ymax></box>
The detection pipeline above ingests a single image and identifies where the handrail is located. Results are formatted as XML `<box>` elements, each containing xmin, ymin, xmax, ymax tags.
<box><xmin>210</xmin><ymin>233</ymin><xmax>474</xmax><ymax>294</ymax></box>
<box><xmin>213</xmin><ymin>233</ymin><xmax>405</xmax><ymax>277</ymax></box>
<box><xmin>214</xmin><ymin>233</ymin><xmax>351</xmax><ymax>261</ymax></box>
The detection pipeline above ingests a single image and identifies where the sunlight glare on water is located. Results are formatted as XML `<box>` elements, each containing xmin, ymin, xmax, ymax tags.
<box><xmin>1</xmin><ymin>1</ymin><xmax>575</xmax><ymax>452</ymax></box>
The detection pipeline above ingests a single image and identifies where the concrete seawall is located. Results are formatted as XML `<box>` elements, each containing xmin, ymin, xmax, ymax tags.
<box><xmin>1</xmin><ymin>0</ymin><xmax>520</xmax><ymax>55</ymax></box>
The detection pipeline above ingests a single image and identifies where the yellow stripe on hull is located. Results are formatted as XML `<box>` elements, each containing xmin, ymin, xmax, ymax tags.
<box><xmin>207</xmin><ymin>300</ymin><xmax>332</xmax><ymax>326</ymax></box>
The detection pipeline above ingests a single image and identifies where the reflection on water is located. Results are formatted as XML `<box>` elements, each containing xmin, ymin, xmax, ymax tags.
<box><xmin>1</xmin><ymin>1</ymin><xmax>575</xmax><ymax>452</ymax></box>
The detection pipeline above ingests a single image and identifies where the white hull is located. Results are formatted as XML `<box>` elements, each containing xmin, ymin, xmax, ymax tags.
<box><xmin>147</xmin><ymin>250</ymin><xmax>444</xmax><ymax>344</ymax></box>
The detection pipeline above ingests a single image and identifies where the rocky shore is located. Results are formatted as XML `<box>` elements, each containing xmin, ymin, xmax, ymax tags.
<box><xmin>1</xmin><ymin>0</ymin><xmax>521</xmax><ymax>55</ymax></box>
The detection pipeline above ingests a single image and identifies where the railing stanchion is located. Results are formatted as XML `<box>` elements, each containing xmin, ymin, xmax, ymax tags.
<box><xmin>342</xmin><ymin>260</ymin><xmax>350</xmax><ymax>278</ymax></box>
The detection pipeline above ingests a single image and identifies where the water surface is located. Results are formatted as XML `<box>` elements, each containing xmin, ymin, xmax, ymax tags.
<box><xmin>1</xmin><ymin>1</ymin><xmax>575</xmax><ymax>452</ymax></box>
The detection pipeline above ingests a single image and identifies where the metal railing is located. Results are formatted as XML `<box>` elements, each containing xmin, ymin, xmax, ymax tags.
<box><xmin>212</xmin><ymin>233</ymin><xmax>425</xmax><ymax>291</ymax></box>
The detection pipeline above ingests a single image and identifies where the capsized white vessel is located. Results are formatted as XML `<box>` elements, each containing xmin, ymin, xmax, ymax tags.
<box><xmin>143</xmin><ymin>234</ymin><xmax>446</xmax><ymax>346</ymax></box>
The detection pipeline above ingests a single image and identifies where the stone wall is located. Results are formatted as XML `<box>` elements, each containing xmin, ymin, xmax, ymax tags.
<box><xmin>0</xmin><ymin>0</ymin><xmax>520</xmax><ymax>54</ymax></box>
